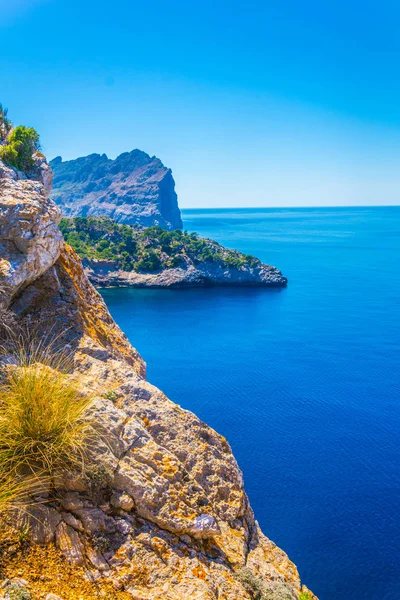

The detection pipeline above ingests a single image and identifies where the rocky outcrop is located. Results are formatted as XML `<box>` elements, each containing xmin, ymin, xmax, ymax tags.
<box><xmin>0</xmin><ymin>156</ymin><xmax>315</xmax><ymax>599</ymax></box>
<box><xmin>85</xmin><ymin>258</ymin><xmax>288</xmax><ymax>288</ymax></box>
<box><xmin>50</xmin><ymin>151</ymin><xmax>183</xmax><ymax>230</ymax></box>
<box><xmin>0</xmin><ymin>155</ymin><xmax>61</xmax><ymax>303</ymax></box>
<box><xmin>60</xmin><ymin>216</ymin><xmax>288</xmax><ymax>289</ymax></box>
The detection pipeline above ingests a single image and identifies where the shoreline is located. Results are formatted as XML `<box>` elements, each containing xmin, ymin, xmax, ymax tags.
<box><xmin>84</xmin><ymin>262</ymin><xmax>288</xmax><ymax>289</ymax></box>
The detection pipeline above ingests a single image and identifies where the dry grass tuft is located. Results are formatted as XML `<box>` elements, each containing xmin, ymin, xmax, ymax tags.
<box><xmin>0</xmin><ymin>471</ymin><xmax>32</xmax><ymax>516</ymax></box>
<box><xmin>0</xmin><ymin>362</ymin><xmax>93</xmax><ymax>475</ymax></box>
<box><xmin>0</xmin><ymin>332</ymin><xmax>94</xmax><ymax>517</ymax></box>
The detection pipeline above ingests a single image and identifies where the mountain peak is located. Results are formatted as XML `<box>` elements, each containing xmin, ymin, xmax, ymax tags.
<box><xmin>50</xmin><ymin>150</ymin><xmax>182</xmax><ymax>230</ymax></box>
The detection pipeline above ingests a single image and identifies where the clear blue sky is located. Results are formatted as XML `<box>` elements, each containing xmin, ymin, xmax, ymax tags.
<box><xmin>1</xmin><ymin>0</ymin><xmax>400</xmax><ymax>207</ymax></box>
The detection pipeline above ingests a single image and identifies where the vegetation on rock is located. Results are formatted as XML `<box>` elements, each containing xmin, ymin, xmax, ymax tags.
<box><xmin>60</xmin><ymin>216</ymin><xmax>260</xmax><ymax>273</ymax></box>
<box><xmin>0</xmin><ymin>362</ymin><xmax>92</xmax><ymax>474</ymax></box>
<box><xmin>0</xmin><ymin>126</ymin><xmax>40</xmax><ymax>172</ymax></box>
<box><xmin>0</xmin><ymin>105</ymin><xmax>40</xmax><ymax>172</ymax></box>
<box><xmin>0</xmin><ymin>471</ymin><xmax>37</xmax><ymax>517</ymax></box>
<box><xmin>0</xmin><ymin>338</ymin><xmax>94</xmax><ymax>514</ymax></box>
<box><xmin>234</xmin><ymin>567</ymin><xmax>297</xmax><ymax>599</ymax></box>
<box><xmin>0</xmin><ymin>104</ymin><xmax>12</xmax><ymax>142</ymax></box>
<box><xmin>4</xmin><ymin>583</ymin><xmax>32</xmax><ymax>600</ymax></box>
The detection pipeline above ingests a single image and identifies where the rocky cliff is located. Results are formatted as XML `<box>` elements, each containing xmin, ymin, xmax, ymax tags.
<box><xmin>50</xmin><ymin>151</ymin><xmax>183</xmax><ymax>230</ymax></box>
<box><xmin>0</xmin><ymin>155</ymin><xmax>315</xmax><ymax>599</ymax></box>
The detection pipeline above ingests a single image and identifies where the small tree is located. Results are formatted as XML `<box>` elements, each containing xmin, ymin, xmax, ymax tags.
<box><xmin>0</xmin><ymin>125</ymin><xmax>40</xmax><ymax>172</ymax></box>
<box><xmin>0</xmin><ymin>104</ymin><xmax>12</xmax><ymax>142</ymax></box>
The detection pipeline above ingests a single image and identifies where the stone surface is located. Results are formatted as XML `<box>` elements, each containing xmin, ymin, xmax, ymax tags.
<box><xmin>110</xmin><ymin>491</ymin><xmax>135</xmax><ymax>511</ymax></box>
<box><xmin>50</xmin><ymin>151</ymin><xmax>182</xmax><ymax>230</ymax></box>
<box><xmin>0</xmin><ymin>159</ymin><xmax>63</xmax><ymax>305</ymax></box>
<box><xmin>0</xmin><ymin>153</ymin><xmax>316</xmax><ymax>599</ymax></box>
<box><xmin>55</xmin><ymin>523</ymin><xmax>85</xmax><ymax>566</ymax></box>
<box><xmin>21</xmin><ymin>506</ymin><xmax>61</xmax><ymax>545</ymax></box>
<box><xmin>84</xmin><ymin>256</ymin><xmax>288</xmax><ymax>288</ymax></box>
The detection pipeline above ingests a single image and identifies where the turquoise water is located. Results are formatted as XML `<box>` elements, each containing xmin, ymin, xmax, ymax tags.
<box><xmin>100</xmin><ymin>207</ymin><xmax>400</xmax><ymax>599</ymax></box>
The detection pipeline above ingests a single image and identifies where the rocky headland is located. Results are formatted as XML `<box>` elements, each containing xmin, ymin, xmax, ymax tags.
<box><xmin>61</xmin><ymin>217</ymin><xmax>288</xmax><ymax>288</ymax></box>
<box><xmin>0</xmin><ymin>114</ymin><xmax>312</xmax><ymax>599</ymax></box>
<box><xmin>50</xmin><ymin>151</ymin><xmax>183</xmax><ymax>231</ymax></box>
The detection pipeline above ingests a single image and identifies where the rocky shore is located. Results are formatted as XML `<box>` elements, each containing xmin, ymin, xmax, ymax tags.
<box><xmin>84</xmin><ymin>257</ymin><xmax>288</xmax><ymax>288</ymax></box>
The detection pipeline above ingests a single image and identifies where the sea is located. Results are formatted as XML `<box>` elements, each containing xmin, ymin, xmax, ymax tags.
<box><xmin>100</xmin><ymin>206</ymin><xmax>400</xmax><ymax>600</ymax></box>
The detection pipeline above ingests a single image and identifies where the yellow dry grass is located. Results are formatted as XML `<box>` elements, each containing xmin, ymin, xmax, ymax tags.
<box><xmin>0</xmin><ymin>363</ymin><xmax>93</xmax><ymax>474</ymax></box>
<box><xmin>0</xmin><ymin>334</ymin><xmax>94</xmax><ymax>513</ymax></box>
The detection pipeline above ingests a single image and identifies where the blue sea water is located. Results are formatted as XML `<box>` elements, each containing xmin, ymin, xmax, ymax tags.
<box><xmin>100</xmin><ymin>206</ymin><xmax>400</xmax><ymax>599</ymax></box>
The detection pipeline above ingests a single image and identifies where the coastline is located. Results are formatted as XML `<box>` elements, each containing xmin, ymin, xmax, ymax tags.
<box><xmin>83</xmin><ymin>259</ymin><xmax>288</xmax><ymax>289</ymax></box>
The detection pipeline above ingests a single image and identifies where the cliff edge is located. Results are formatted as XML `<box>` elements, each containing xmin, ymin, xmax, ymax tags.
<box><xmin>0</xmin><ymin>154</ymin><xmax>315</xmax><ymax>600</ymax></box>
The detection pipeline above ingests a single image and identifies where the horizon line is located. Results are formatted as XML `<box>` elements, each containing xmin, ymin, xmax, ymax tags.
<box><xmin>180</xmin><ymin>204</ymin><xmax>400</xmax><ymax>210</ymax></box>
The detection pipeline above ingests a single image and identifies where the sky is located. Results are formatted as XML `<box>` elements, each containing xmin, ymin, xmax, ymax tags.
<box><xmin>1</xmin><ymin>0</ymin><xmax>400</xmax><ymax>207</ymax></box>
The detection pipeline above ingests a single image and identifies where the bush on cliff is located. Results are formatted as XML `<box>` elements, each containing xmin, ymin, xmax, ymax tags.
<box><xmin>234</xmin><ymin>568</ymin><xmax>298</xmax><ymax>600</ymax></box>
<box><xmin>0</xmin><ymin>104</ymin><xmax>12</xmax><ymax>142</ymax></box>
<box><xmin>0</xmin><ymin>125</ymin><xmax>40</xmax><ymax>172</ymax></box>
<box><xmin>235</xmin><ymin>568</ymin><xmax>266</xmax><ymax>599</ymax></box>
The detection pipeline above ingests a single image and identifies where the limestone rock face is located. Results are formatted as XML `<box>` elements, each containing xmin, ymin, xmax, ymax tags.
<box><xmin>0</xmin><ymin>157</ymin><xmax>144</xmax><ymax>374</ymax></box>
<box><xmin>0</xmin><ymin>158</ymin><xmax>62</xmax><ymax>304</ymax></box>
<box><xmin>0</xmin><ymin>154</ymin><xmax>316</xmax><ymax>599</ymax></box>
<box><xmin>50</xmin><ymin>151</ymin><xmax>183</xmax><ymax>230</ymax></box>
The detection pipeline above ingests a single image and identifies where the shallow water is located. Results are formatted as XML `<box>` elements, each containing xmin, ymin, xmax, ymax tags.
<box><xmin>100</xmin><ymin>206</ymin><xmax>400</xmax><ymax>599</ymax></box>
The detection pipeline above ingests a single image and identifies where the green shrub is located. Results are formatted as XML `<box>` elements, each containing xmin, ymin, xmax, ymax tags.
<box><xmin>0</xmin><ymin>143</ymin><xmax>19</xmax><ymax>168</ymax></box>
<box><xmin>97</xmin><ymin>239</ymin><xmax>110</xmax><ymax>251</ymax></box>
<box><xmin>0</xmin><ymin>125</ymin><xmax>40</xmax><ymax>172</ymax></box>
<box><xmin>168</xmin><ymin>254</ymin><xmax>184</xmax><ymax>268</ymax></box>
<box><xmin>59</xmin><ymin>216</ymin><xmax>261</xmax><ymax>275</ymax></box>
<box><xmin>0</xmin><ymin>104</ymin><xmax>12</xmax><ymax>142</ymax></box>
<box><xmin>135</xmin><ymin>249</ymin><xmax>161</xmax><ymax>272</ymax></box>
